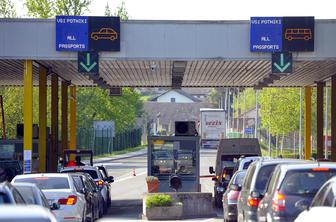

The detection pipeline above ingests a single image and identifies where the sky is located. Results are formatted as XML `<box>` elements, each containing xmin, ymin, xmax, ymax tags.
<box><xmin>12</xmin><ymin>0</ymin><xmax>336</xmax><ymax>20</ymax></box>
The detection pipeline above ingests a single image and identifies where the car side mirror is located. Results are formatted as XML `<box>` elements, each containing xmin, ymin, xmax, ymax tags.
<box><xmin>295</xmin><ymin>199</ymin><xmax>310</xmax><ymax>211</ymax></box>
<box><xmin>230</xmin><ymin>184</ymin><xmax>240</xmax><ymax>191</ymax></box>
<box><xmin>251</xmin><ymin>191</ymin><xmax>263</xmax><ymax>199</ymax></box>
<box><xmin>81</xmin><ymin>187</ymin><xmax>88</xmax><ymax>194</ymax></box>
<box><xmin>50</xmin><ymin>202</ymin><xmax>60</xmax><ymax>210</ymax></box>
<box><xmin>209</xmin><ymin>166</ymin><xmax>215</xmax><ymax>174</ymax></box>
<box><xmin>105</xmin><ymin>176</ymin><xmax>114</xmax><ymax>183</ymax></box>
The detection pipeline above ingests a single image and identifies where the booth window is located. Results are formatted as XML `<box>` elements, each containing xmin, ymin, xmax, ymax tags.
<box><xmin>151</xmin><ymin>140</ymin><xmax>196</xmax><ymax>176</ymax></box>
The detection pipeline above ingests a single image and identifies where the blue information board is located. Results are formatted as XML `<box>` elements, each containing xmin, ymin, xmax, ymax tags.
<box><xmin>56</xmin><ymin>16</ymin><xmax>89</xmax><ymax>51</ymax></box>
<box><xmin>250</xmin><ymin>17</ymin><xmax>283</xmax><ymax>52</ymax></box>
<box><xmin>245</xmin><ymin>128</ymin><xmax>253</xmax><ymax>135</ymax></box>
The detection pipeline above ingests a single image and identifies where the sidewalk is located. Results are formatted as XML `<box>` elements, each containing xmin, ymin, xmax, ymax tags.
<box><xmin>92</xmin><ymin>148</ymin><xmax>147</xmax><ymax>164</ymax></box>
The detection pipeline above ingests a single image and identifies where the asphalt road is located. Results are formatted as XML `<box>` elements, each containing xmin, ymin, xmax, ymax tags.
<box><xmin>97</xmin><ymin>149</ymin><xmax>223</xmax><ymax>222</ymax></box>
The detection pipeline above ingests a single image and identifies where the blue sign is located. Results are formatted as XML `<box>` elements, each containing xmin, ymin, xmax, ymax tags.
<box><xmin>245</xmin><ymin>128</ymin><xmax>253</xmax><ymax>135</ymax></box>
<box><xmin>56</xmin><ymin>16</ymin><xmax>89</xmax><ymax>51</ymax></box>
<box><xmin>24</xmin><ymin>160</ymin><xmax>31</xmax><ymax>173</ymax></box>
<box><xmin>250</xmin><ymin>17</ymin><xmax>283</xmax><ymax>52</ymax></box>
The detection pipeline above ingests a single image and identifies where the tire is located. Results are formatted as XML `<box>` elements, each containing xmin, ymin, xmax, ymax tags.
<box><xmin>214</xmin><ymin>193</ymin><xmax>222</xmax><ymax>208</ymax></box>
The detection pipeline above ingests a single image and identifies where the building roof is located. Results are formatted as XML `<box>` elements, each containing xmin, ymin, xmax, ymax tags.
<box><xmin>150</xmin><ymin>89</ymin><xmax>202</xmax><ymax>102</ymax></box>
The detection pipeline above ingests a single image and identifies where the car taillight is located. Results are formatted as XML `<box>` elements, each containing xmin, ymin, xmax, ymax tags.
<box><xmin>228</xmin><ymin>191</ymin><xmax>240</xmax><ymax>200</ymax></box>
<box><xmin>247</xmin><ymin>197</ymin><xmax>260</xmax><ymax>207</ymax></box>
<box><xmin>272</xmin><ymin>191</ymin><xmax>285</xmax><ymax>212</ymax></box>
<box><xmin>96</xmin><ymin>180</ymin><xmax>104</xmax><ymax>186</ymax></box>
<box><xmin>58</xmin><ymin>195</ymin><xmax>77</xmax><ymax>205</ymax></box>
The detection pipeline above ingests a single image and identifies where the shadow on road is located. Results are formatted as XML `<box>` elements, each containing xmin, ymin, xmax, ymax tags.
<box><xmin>104</xmin><ymin>199</ymin><xmax>143</xmax><ymax>220</ymax></box>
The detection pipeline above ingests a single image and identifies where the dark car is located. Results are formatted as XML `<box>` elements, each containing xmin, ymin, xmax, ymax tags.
<box><xmin>0</xmin><ymin>181</ymin><xmax>26</xmax><ymax>204</ymax></box>
<box><xmin>0</xmin><ymin>160</ymin><xmax>23</xmax><ymax>182</ymax></box>
<box><xmin>61</xmin><ymin>166</ymin><xmax>114</xmax><ymax>213</ymax></box>
<box><xmin>222</xmin><ymin>170</ymin><xmax>246</xmax><ymax>222</ymax></box>
<box><xmin>209</xmin><ymin>138</ymin><xmax>261</xmax><ymax>207</ymax></box>
<box><xmin>71</xmin><ymin>172</ymin><xmax>104</xmax><ymax>219</ymax></box>
<box><xmin>257</xmin><ymin>163</ymin><xmax>336</xmax><ymax>222</ymax></box>
<box><xmin>212</xmin><ymin>166</ymin><xmax>234</xmax><ymax>207</ymax></box>
<box><xmin>237</xmin><ymin>158</ymin><xmax>307</xmax><ymax>222</ymax></box>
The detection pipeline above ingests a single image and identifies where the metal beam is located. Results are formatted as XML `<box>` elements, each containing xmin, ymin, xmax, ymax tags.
<box><xmin>23</xmin><ymin>60</ymin><xmax>33</xmax><ymax>174</ymax></box>
<box><xmin>304</xmin><ymin>86</ymin><xmax>312</xmax><ymax>160</ymax></box>
<box><xmin>50</xmin><ymin>74</ymin><xmax>58</xmax><ymax>172</ymax></box>
<box><xmin>69</xmin><ymin>86</ymin><xmax>76</xmax><ymax>151</ymax></box>
<box><xmin>316</xmin><ymin>82</ymin><xmax>324</xmax><ymax>159</ymax></box>
<box><xmin>38</xmin><ymin>66</ymin><xmax>47</xmax><ymax>172</ymax></box>
<box><xmin>332</xmin><ymin>76</ymin><xmax>336</xmax><ymax>161</ymax></box>
<box><xmin>61</xmin><ymin>81</ymin><xmax>69</xmax><ymax>156</ymax></box>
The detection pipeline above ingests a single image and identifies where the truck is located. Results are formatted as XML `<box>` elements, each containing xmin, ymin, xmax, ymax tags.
<box><xmin>208</xmin><ymin>138</ymin><xmax>262</xmax><ymax>207</ymax></box>
<box><xmin>199</xmin><ymin>108</ymin><xmax>226</xmax><ymax>149</ymax></box>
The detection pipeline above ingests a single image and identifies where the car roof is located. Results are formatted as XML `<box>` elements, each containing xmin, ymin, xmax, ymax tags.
<box><xmin>62</xmin><ymin>166</ymin><xmax>98</xmax><ymax>171</ymax></box>
<box><xmin>0</xmin><ymin>205</ymin><xmax>55</xmax><ymax>220</ymax></box>
<box><xmin>278</xmin><ymin>162</ymin><xmax>336</xmax><ymax>171</ymax></box>
<box><xmin>254</xmin><ymin>158</ymin><xmax>310</xmax><ymax>166</ymax></box>
<box><xmin>13</xmin><ymin>173</ymin><xmax>71</xmax><ymax>180</ymax></box>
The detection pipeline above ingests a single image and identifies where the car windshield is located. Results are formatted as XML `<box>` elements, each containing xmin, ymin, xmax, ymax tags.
<box><xmin>62</xmin><ymin>169</ymin><xmax>98</xmax><ymax>179</ymax></box>
<box><xmin>254</xmin><ymin>165</ymin><xmax>276</xmax><ymax>193</ymax></box>
<box><xmin>280</xmin><ymin>170</ymin><xmax>336</xmax><ymax>196</ymax></box>
<box><xmin>15</xmin><ymin>177</ymin><xmax>70</xmax><ymax>190</ymax></box>
<box><xmin>242</xmin><ymin>160</ymin><xmax>254</xmax><ymax>170</ymax></box>
<box><xmin>15</xmin><ymin>186</ymin><xmax>37</xmax><ymax>204</ymax></box>
<box><xmin>0</xmin><ymin>192</ymin><xmax>10</xmax><ymax>204</ymax></box>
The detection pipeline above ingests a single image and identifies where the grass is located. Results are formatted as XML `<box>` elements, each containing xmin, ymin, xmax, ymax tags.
<box><xmin>93</xmin><ymin>145</ymin><xmax>147</xmax><ymax>159</ymax></box>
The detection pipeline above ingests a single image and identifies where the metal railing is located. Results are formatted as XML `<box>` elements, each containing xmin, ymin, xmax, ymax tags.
<box><xmin>76</xmin><ymin>128</ymin><xmax>142</xmax><ymax>156</ymax></box>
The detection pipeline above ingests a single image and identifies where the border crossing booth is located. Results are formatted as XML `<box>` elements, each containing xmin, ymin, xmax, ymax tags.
<box><xmin>147</xmin><ymin>136</ymin><xmax>200</xmax><ymax>192</ymax></box>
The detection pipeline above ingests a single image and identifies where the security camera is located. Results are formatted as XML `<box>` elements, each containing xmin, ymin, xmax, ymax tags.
<box><xmin>150</xmin><ymin>63</ymin><xmax>157</xmax><ymax>71</ymax></box>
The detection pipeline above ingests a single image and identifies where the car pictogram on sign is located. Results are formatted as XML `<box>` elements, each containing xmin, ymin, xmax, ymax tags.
<box><xmin>90</xmin><ymin>28</ymin><xmax>118</xmax><ymax>41</ymax></box>
<box><xmin>284</xmin><ymin>28</ymin><xmax>312</xmax><ymax>41</ymax></box>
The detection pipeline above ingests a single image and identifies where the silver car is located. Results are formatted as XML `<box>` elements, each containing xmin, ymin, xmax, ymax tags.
<box><xmin>12</xmin><ymin>173</ymin><xmax>89</xmax><ymax>222</ymax></box>
<box><xmin>0</xmin><ymin>205</ymin><xmax>57</xmax><ymax>222</ymax></box>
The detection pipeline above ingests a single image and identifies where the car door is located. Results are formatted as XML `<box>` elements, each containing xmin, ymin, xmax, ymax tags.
<box><xmin>237</xmin><ymin>163</ymin><xmax>256</xmax><ymax>222</ymax></box>
<box><xmin>81</xmin><ymin>176</ymin><xmax>95</xmax><ymax>219</ymax></box>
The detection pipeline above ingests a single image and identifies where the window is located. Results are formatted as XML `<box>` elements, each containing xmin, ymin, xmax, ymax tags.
<box><xmin>72</xmin><ymin>176</ymin><xmax>84</xmax><ymax>192</ymax></box>
<box><xmin>12</xmin><ymin>189</ymin><xmax>25</xmax><ymax>204</ymax></box>
<box><xmin>311</xmin><ymin>183</ymin><xmax>331</xmax><ymax>207</ymax></box>
<box><xmin>15</xmin><ymin>177</ymin><xmax>70</xmax><ymax>190</ymax></box>
<box><xmin>170</xmin><ymin>98</ymin><xmax>176</xmax><ymax>102</ymax></box>
<box><xmin>280</xmin><ymin>170</ymin><xmax>336</xmax><ymax>196</ymax></box>
<box><xmin>0</xmin><ymin>192</ymin><xmax>10</xmax><ymax>204</ymax></box>
<box><xmin>243</xmin><ymin>164</ymin><xmax>256</xmax><ymax>190</ymax></box>
<box><xmin>266</xmin><ymin>168</ymin><xmax>281</xmax><ymax>194</ymax></box>
<box><xmin>233</xmin><ymin>171</ymin><xmax>246</xmax><ymax>186</ymax></box>
<box><xmin>254</xmin><ymin>165</ymin><xmax>276</xmax><ymax>193</ymax></box>
<box><xmin>62</xmin><ymin>169</ymin><xmax>99</xmax><ymax>179</ymax></box>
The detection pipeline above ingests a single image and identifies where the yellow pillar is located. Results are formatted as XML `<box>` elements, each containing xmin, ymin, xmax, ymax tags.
<box><xmin>304</xmin><ymin>86</ymin><xmax>312</xmax><ymax>160</ymax></box>
<box><xmin>23</xmin><ymin>60</ymin><xmax>33</xmax><ymax>173</ymax></box>
<box><xmin>38</xmin><ymin>67</ymin><xmax>47</xmax><ymax>172</ymax></box>
<box><xmin>69</xmin><ymin>86</ymin><xmax>76</xmax><ymax>150</ymax></box>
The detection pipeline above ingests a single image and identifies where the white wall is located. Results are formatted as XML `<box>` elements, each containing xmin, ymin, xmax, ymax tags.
<box><xmin>156</xmin><ymin>91</ymin><xmax>194</xmax><ymax>103</ymax></box>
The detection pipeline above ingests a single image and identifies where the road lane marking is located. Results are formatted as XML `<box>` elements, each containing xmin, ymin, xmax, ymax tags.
<box><xmin>114</xmin><ymin>171</ymin><xmax>147</xmax><ymax>183</ymax></box>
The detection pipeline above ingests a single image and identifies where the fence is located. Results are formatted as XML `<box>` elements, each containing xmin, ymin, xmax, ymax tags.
<box><xmin>76</xmin><ymin>128</ymin><xmax>142</xmax><ymax>156</ymax></box>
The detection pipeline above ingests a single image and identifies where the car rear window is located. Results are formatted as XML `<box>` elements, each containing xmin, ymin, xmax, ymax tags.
<box><xmin>14</xmin><ymin>177</ymin><xmax>70</xmax><ymax>190</ymax></box>
<box><xmin>233</xmin><ymin>171</ymin><xmax>246</xmax><ymax>186</ymax></box>
<box><xmin>254</xmin><ymin>165</ymin><xmax>276</xmax><ymax>193</ymax></box>
<box><xmin>62</xmin><ymin>169</ymin><xmax>98</xmax><ymax>179</ymax></box>
<box><xmin>15</xmin><ymin>186</ymin><xmax>37</xmax><ymax>204</ymax></box>
<box><xmin>0</xmin><ymin>192</ymin><xmax>10</xmax><ymax>204</ymax></box>
<box><xmin>280</xmin><ymin>170</ymin><xmax>336</xmax><ymax>196</ymax></box>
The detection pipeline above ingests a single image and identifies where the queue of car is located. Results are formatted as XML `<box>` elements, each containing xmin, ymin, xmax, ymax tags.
<box><xmin>0</xmin><ymin>152</ymin><xmax>114</xmax><ymax>222</ymax></box>
<box><xmin>215</xmin><ymin>155</ymin><xmax>336</xmax><ymax>222</ymax></box>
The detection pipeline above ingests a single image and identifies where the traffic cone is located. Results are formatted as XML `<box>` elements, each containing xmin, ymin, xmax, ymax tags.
<box><xmin>133</xmin><ymin>168</ymin><xmax>136</xmax><ymax>176</ymax></box>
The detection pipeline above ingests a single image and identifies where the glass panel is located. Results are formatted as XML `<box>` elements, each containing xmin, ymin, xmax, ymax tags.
<box><xmin>15</xmin><ymin>177</ymin><xmax>70</xmax><ymax>190</ymax></box>
<box><xmin>151</xmin><ymin>139</ymin><xmax>196</xmax><ymax>176</ymax></box>
<box><xmin>255</xmin><ymin>165</ymin><xmax>276</xmax><ymax>193</ymax></box>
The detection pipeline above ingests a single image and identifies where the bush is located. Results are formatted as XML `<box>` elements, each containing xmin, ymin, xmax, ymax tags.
<box><xmin>146</xmin><ymin>176</ymin><xmax>159</xmax><ymax>182</ymax></box>
<box><xmin>146</xmin><ymin>194</ymin><xmax>173</xmax><ymax>208</ymax></box>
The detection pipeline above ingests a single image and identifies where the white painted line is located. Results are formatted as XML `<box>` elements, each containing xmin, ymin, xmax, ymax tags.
<box><xmin>94</xmin><ymin>162</ymin><xmax>124</xmax><ymax>166</ymax></box>
<box><xmin>114</xmin><ymin>171</ymin><xmax>147</xmax><ymax>183</ymax></box>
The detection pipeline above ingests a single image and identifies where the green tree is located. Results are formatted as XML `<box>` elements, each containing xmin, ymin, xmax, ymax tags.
<box><xmin>105</xmin><ymin>1</ymin><xmax>129</xmax><ymax>20</ymax></box>
<box><xmin>259</xmin><ymin>88</ymin><xmax>300</xmax><ymax>136</ymax></box>
<box><xmin>25</xmin><ymin>0</ymin><xmax>91</xmax><ymax>18</ymax></box>
<box><xmin>0</xmin><ymin>0</ymin><xmax>17</xmax><ymax>18</ymax></box>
